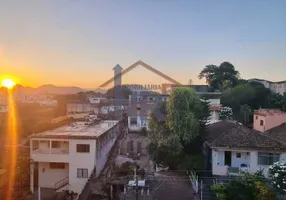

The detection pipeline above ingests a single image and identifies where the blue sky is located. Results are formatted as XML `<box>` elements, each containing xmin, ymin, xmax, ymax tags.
<box><xmin>0</xmin><ymin>0</ymin><xmax>286</xmax><ymax>88</ymax></box>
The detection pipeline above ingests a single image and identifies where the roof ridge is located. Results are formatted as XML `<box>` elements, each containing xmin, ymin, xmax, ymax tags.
<box><xmin>259</xmin><ymin>129</ymin><xmax>286</xmax><ymax>146</ymax></box>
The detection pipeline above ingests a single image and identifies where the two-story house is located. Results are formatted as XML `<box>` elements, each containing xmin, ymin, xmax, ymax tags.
<box><xmin>30</xmin><ymin>119</ymin><xmax>122</xmax><ymax>194</ymax></box>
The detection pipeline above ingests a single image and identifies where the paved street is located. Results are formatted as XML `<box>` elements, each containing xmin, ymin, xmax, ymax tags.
<box><xmin>120</xmin><ymin>171</ymin><xmax>199</xmax><ymax>200</ymax></box>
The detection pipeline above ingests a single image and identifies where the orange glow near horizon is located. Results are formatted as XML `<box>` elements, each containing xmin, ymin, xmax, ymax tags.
<box><xmin>1</xmin><ymin>78</ymin><xmax>16</xmax><ymax>89</ymax></box>
<box><xmin>3</xmin><ymin>90</ymin><xmax>18</xmax><ymax>200</ymax></box>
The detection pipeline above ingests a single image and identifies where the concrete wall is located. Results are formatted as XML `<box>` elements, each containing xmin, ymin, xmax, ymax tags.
<box><xmin>96</xmin><ymin>125</ymin><xmax>119</xmax><ymax>177</ymax></box>
<box><xmin>120</xmin><ymin>134</ymin><xmax>151</xmax><ymax>156</ymax></box>
<box><xmin>38</xmin><ymin>162</ymin><xmax>69</xmax><ymax>189</ymax></box>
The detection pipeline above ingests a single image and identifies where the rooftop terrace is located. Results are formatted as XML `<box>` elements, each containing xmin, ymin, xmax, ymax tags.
<box><xmin>31</xmin><ymin>120</ymin><xmax>119</xmax><ymax>139</ymax></box>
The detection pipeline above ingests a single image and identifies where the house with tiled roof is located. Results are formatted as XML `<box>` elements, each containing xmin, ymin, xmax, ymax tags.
<box><xmin>253</xmin><ymin>109</ymin><xmax>286</xmax><ymax>132</ymax></box>
<box><xmin>204</xmin><ymin>120</ymin><xmax>286</xmax><ymax>177</ymax></box>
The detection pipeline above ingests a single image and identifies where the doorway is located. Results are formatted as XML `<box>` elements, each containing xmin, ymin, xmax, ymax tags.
<box><xmin>225</xmin><ymin>151</ymin><xmax>232</xmax><ymax>166</ymax></box>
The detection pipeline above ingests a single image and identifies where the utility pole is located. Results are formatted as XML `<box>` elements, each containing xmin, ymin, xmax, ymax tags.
<box><xmin>134</xmin><ymin>166</ymin><xmax>139</xmax><ymax>200</ymax></box>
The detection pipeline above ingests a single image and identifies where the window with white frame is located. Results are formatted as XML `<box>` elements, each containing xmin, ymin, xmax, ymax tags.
<box><xmin>257</xmin><ymin>152</ymin><xmax>280</xmax><ymax>165</ymax></box>
<box><xmin>77</xmin><ymin>168</ymin><xmax>88</xmax><ymax>178</ymax></box>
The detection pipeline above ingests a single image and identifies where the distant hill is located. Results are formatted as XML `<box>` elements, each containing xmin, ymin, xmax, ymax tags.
<box><xmin>0</xmin><ymin>84</ymin><xmax>86</xmax><ymax>94</ymax></box>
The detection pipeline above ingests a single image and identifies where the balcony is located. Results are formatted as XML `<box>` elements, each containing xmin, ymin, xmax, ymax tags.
<box><xmin>31</xmin><ymin>148</ymin><xmax>69</xmax><ymax>163</ymax></box>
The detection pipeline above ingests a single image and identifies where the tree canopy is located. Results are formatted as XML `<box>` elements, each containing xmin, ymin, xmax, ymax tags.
<box><xmin>198</xmin><ymin>62</ymin><xmax>240</xmax><ymax>91</ymax></box>
<box><xmin>211</xmin><ymin>172</ymin><xmax>275</xmax><ymax>200</ymax></box>
<box><xmin>149</xmin><ymin>87</ymin><xmax>210</xmax><ymax>169</ymax></box>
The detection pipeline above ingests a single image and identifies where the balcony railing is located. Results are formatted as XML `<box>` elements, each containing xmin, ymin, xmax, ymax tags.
<box><xmin>33</xmin><ymin>148</ymin><xmax>69</xmax><ymax>154</ymax></box>
<box><xmin>228</xmin><ymin>166</ymin><xmax>250</xmax><ymax>176</ymax></box>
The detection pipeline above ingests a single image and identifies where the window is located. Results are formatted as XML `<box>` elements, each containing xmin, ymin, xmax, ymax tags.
<box><xmin>148</xmin><ymin>97</ymin><xmax>154</xmax><ymax>101</ymax></box>
<box><xmin>51</xmin><ymin>141</ymin><xmax>60</xmax><ymax>148</ymax></box>
<box><xmin>50</xmin><ymin>163</ymin><xmax>65</xmax><ymax>169</ymax></box>
<box><xmin>258</xmin><ymin>152</ymin><xmax>280</xmax><ymax>165</ymax></box>
<box><xmin>260</xmin><ymin>120</ymin><xmax>264</xmax><ymax>126</ymax></box>
<box><xmin>130</xmin><ymin>117</ymin><xmax>137</xmax><ymax>126</ymax></box>
<box><xmin>236</xmin><ymin>153</ymin><xmax>241</xmax><ymax>158</ymax></box>
<box><xmin>77</xmin><ymin>168</ymin><xmax>88</xmax><ymax>178</ymax></box>
<box><xmin>256</xmin><ymin>116</ymin><xmax>258</xmax><ymax>120</ymax></box>
<box><xmin>76</xmin><ymin>144</ymin><xmax>90</xmax><ymax>153</ymax></box>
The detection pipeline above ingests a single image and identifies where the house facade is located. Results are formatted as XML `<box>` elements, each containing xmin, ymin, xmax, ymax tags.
<box><xmin>30</xmin><ymin>119</ymin><xmax>125</xmax><ymax>194</ymax></box>
<box><xmin>204</xmin><ymin>120</ymin><xmax>286</xmax><ymax>177</ymax></box>
<box><xmin>127</xmin><ymin>103</ymin><xmax>154</xmax><ymax>132</ymax></box>
<box><xmin>253</xmin><ymin>109</ymin><xmax>286</xmax><ymax>132</ymax></box>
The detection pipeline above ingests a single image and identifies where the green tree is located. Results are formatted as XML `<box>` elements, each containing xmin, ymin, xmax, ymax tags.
<box><xmin>198</xmin><ymin>62</ymin><xmax>240</xmax><ymax>91</ymax></box>
<box><xmin>219</xmin><ymin>106</ymin><xmax>233</xmax><ymax>120</ymax></box>
<box><xmin>149</xmin><ymin>88</ymin><xmax>210</xmax><ymax>168</ymax></box>
<box><xmin>240</xmin><ymin>104</ymin><xmax>252</xmax><ymax>125</ymax></box>
<box><xmin>166</xmin><ymin>87</ymin><xmax>202</xmax><ymax>145</ymax></box>
<box><xmin>211</xmin><ymin>172</ymin><xmax>275</xmax><ymax>200</ymax></box>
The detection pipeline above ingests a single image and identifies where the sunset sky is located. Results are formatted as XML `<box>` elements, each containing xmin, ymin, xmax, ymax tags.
<box><xmin>0</xmin><ymin>0</ymin><xmax>286</xmax><ymax>88</ymax></box>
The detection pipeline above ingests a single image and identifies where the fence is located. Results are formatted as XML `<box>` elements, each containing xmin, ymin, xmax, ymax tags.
<box><xmin>187</xmin><ymin>171</ymin><xmax>199</xmax><ymax>193</ymax></box>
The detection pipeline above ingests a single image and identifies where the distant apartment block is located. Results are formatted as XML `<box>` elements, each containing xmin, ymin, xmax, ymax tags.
<box><xmin>67</xmin><ymin>100</ymin><xmax>94</xmax><ymax>114</ymax></box>
<box><xmin>30</xmin><ymin>118</ymin><xmax>125</xmax><ymax>194</ymax></box>
<box><xmin>248</xmin><ymin>78</ymin><xmax>286</xmax><ymax>95</ymax></box>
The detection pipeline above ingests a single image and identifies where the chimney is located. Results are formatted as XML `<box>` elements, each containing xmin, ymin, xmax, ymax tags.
<box><xmin>113</xmin><ymin>64</ymin><xmax>123</xmax><ymax>87</ymax></box>
<box><xmin>113</xmin><ymin>64</ymin><xmax>123</xmax><ymax>120</ymax></box>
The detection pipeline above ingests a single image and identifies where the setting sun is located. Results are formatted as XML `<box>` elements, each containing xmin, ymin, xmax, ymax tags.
<box><xmin>2</xmin><ymin>78</ymin><xmax>16</xmax><ymax>89</ymax></box>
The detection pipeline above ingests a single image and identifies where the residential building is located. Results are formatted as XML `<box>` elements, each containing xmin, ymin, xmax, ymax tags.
<box><xmin>204</xmin><ymin>121</ymin><xmax>286</xmax><ymax>177</ymax></box>
<box><xmin>88</xmin><ymin>97</ymin><xmax>106</xmax><ymax>104</ymax></box>
<box><xmin>127</xmin><ymin>103</ymin><xmax>153</xmax><ymax>132</ymax></box>
<box><xmin>128</xmin><ymin>91</ymin><xmax>168</xmax><ymax>104</ymax></box>
<box><xmin>67</xmin><ymin>100</ymin><xmax>94</xmax><ymax>114</ymax></box>
<box><xmin>30</xmin><ymin>119</ymin><xmax>123</xmax><ymax>194</ymax></box>
<box><xmin>253</xmin><ymin>109</ymin><xmax>286</xmax><ymax>132</ymax></box>
<box><xmin>248</xmin><ymin>78</ymin><xmax>286</xmax><ymax>95</ymax></box>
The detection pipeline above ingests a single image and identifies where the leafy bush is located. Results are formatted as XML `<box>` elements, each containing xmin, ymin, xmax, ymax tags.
<box><xmin>219</xmin><ymin>106</ymin><xmax>233</xmax><ymax>120</ymax></box>
<box><xmin>269</xmin><ymin>162</ymin><xmax>286</xmax><ymax>194</ymax></box>
<box><xmin>211</xmin><ymin>172</ymin><xmax>275</xmax><ymax>200</ymax></box>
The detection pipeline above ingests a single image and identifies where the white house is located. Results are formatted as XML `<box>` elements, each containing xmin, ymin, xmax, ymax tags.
<box><xmin>248</xmin><ymin>78</ymin><xmax>286</xmax><ymax>95</ymax></box>
<box><xmin>204</xmin><ymin>121</ymin><xmax>286</xmax><ymax>178</ymax></box>
<box><xmin>30</xmin><ymin>119</ymin><xmax>124</xmax><ymax>194</ymax></box>
<box><xmin>127</xmin><ymin>103</ymin><xmax>154</xmax><ymax>132</ymax></box>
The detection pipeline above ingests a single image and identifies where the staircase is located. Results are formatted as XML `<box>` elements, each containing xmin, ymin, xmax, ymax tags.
<box><xmin>198</xmin><ymin>177</ymin><xmax>217</xmax><ymax>200</ymax></box>
<box><xmin>55</xmin><ymin>177</ymin><xmax>69</xmax><ymax>191</ymax></box>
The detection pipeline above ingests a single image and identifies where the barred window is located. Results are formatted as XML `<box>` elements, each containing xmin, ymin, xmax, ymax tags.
<box><xmin>258</xmin><ymin>152</ymin><xmax>279</xmax><ymax>165</ymax></box>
